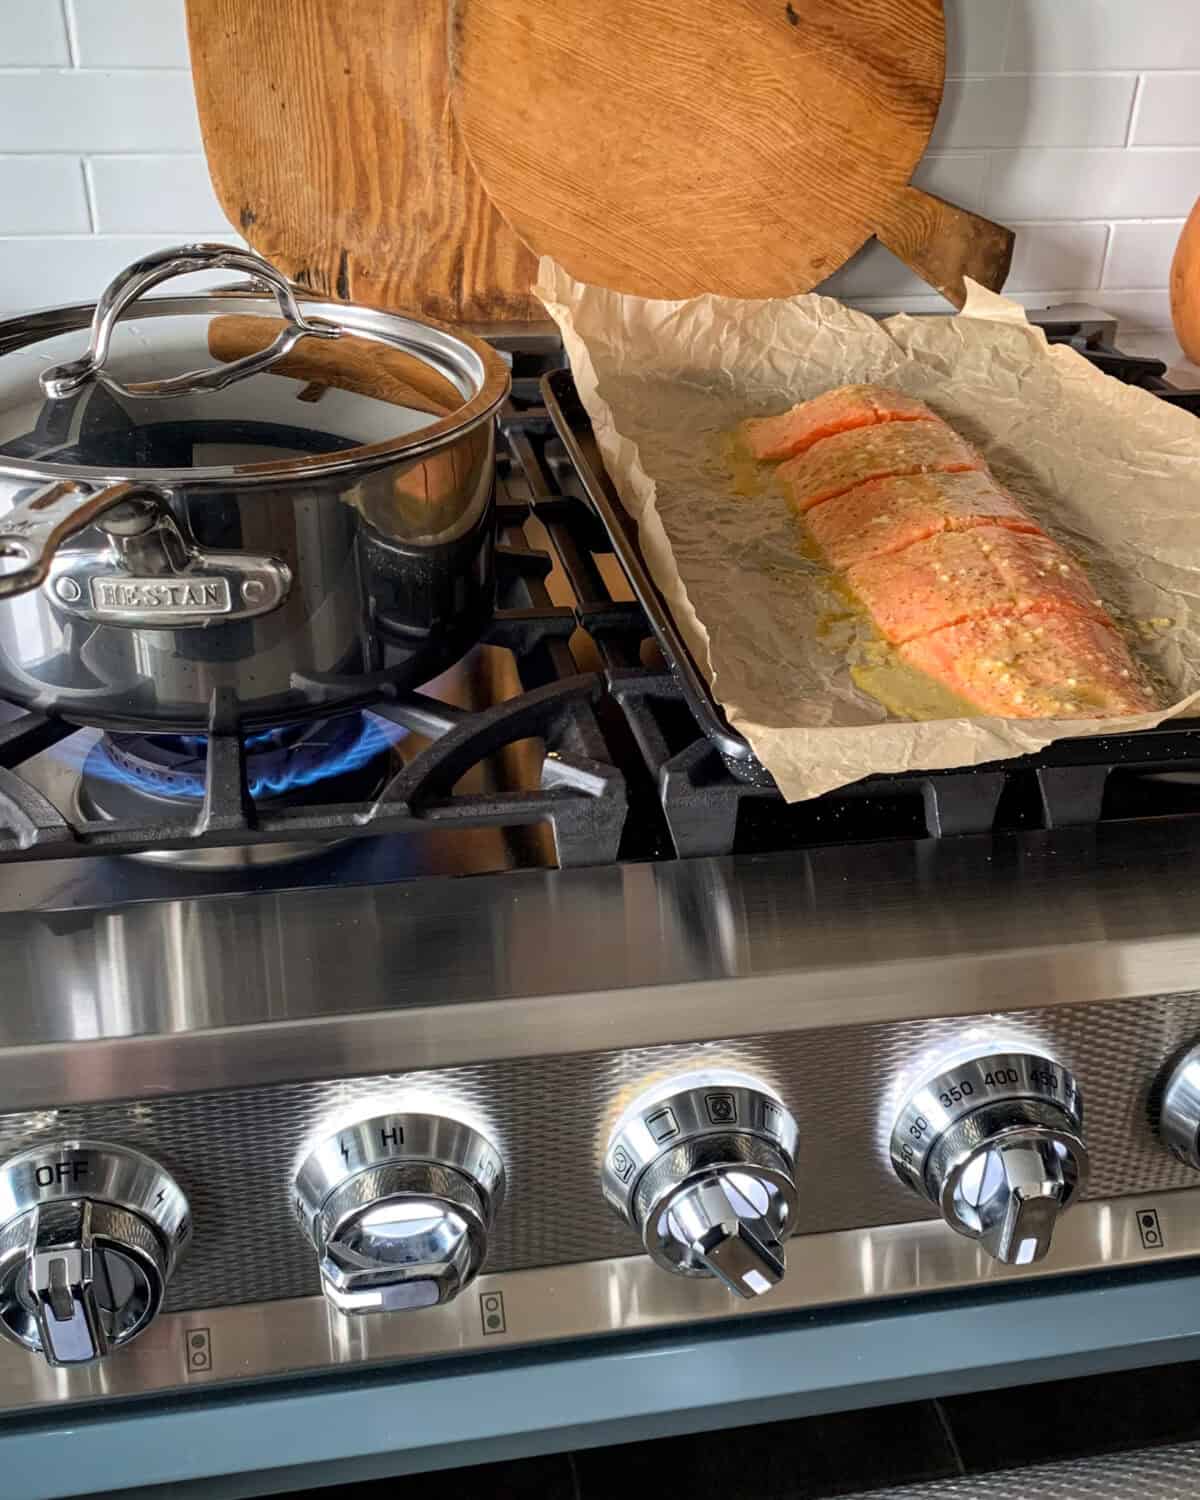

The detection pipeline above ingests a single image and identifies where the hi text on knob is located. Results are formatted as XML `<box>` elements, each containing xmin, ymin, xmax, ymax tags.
<box><xmin>294</xmin><ymin>1111</ymin><xmax>505</xmax><ymax>1315</ymax></box>
<box><xmin>890</xmin><ymin>1050</ymin><xmax>1088</xmax><ymax>1265</ymax></box>
<box><xmin>602</xmin><ymin>1074</ymin><xmax>800</xmax><ymax>1299</ymax></box>
<box><xmin>0</xmin><ymin>1141</ymin><xmax>191</xmax><ymax>1366</ymax></box>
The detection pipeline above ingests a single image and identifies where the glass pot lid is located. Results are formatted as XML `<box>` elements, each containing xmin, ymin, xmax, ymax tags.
<box><xmin>0</xmin><ymin>243</ymin><xmax>510</xmax><ymax>482</ymax></box>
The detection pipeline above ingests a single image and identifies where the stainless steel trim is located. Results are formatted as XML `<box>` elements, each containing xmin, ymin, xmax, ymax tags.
<box><xmin>6</xmin><ymin>831</ymin><xmax>1200</xmax><ymax>1107</ymax></box>
<box><xmin>0</xmin><ymin>1184</ymin><xmax>1194</xmax><ymax>1413</ymax></box>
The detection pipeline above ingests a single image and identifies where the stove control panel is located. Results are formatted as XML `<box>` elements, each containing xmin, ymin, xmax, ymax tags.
<box><xmin>0</xmin><ymin>1141</ymin><xmax>190</xmax><ymax>1366</ymax></box>
<box><xmin>293</xmin><ymin>1111</ymin><xmax>505</xmax><ymax>1315</ymax></box>
<box><xmin>601</xmin><ymin>1073</ymin><xmax>800</xmax><ymax>1298</ymax></box>
<box><xmin>890</xmin><ymin>1050</ymin><xmax>1088</xmax><ymax>1264</ymax></box>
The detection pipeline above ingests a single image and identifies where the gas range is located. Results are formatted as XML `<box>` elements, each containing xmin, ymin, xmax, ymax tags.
<box><xmin>2</xmin><ymin>312</ymin><xmax>1200</xmax><ymax>1486</ymax></box>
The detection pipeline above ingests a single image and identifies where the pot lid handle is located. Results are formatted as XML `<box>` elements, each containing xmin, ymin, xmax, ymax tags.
<box><xmin>39</xmin><ymin>243</ymin><xmax>342</xmax><ymax>401</ymax></box>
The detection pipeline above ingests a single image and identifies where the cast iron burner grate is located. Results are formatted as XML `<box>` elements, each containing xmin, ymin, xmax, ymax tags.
<box><xmin>536</xmin><ymin>311</ymin><xmax>1200</xmax><ymax>859</ymax></box>
<box><xmin>0</xmin><ymin>336</ymin><xmax>635</xmax><ymax>869</ymax></box>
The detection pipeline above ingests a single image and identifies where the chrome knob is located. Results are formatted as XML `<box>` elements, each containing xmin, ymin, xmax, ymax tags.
<box><xmin>602</xmin><ymin>1074</ymin><xmax>799</xmax><ymax>1298</ymax></box>
<box><xmin>0</xmin><ymin>1142</ymin><xmax>190</xmax><ymax>1365</ymax></box>
<box><xmin>890</xmin><ymin>1050</ymin><xmax>1087</xmax><ymax>1266</ymax></box>
<box><xmin>1161</xmin><ymin>1044</ymin><xmax>1200</xmax><ymax>1168</ymax></box>
<box><xmin>294</xmin><ymin>1112</ymin><xmax>504</xmax><ymax>1315</ymax></box>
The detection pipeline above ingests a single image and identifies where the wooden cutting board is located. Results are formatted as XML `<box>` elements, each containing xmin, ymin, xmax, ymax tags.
<box><xmin>450</xmin><ymin>0</ymin><xmax>1013</xmax><ymax>306</ymax></box>
<box><xmin>185</xmin><ymin>0</ymin><xmax>541</xmax><ymax>322</ymax></box>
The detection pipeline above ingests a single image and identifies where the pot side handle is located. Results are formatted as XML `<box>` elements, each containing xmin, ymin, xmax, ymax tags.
<box><xmin>0</xmin><ymin>480</ymin><xmax>154</xmax><ymax>598</ymax></box>
<box><xmin>39</xmin><ymin>242</ymin><xmax>343</xmax><ymax>402</ymax></box>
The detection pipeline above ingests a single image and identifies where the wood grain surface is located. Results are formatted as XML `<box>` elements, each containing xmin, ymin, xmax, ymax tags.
<box><xmin>186</xmin><ymin>0</ymin><xmax>541</xmax><ymax>322</ymax></box>
<box><xmin>451</xmin><ymin>0</ymin><xmax>1012</xmax><ymax>305</ymax></box>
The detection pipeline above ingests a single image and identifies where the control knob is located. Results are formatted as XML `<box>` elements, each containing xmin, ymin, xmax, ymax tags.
<box><xmin>294</xmin><ymin>1111</ymin><xmax>505</xmax><ymax>1314</ymax></box>
<box><xmin>0</xmin><ymin>1141</ymin><xmax>190</xmax><ymax>1365</ymax></box>
<box><xmin>890</xmin><ymin>1050</ymin><xmax>1087</xmax><ymax>1265</ymax></box>
<box><xmin>1161</xmin><ymin>1043</ymin><xmax>1200</xmax><ymax>1168</ymax></box>
<box><xmin>602</xmin><ymin>1074</ymin><xmax>799</xmax><ymax>1298</ymax></box>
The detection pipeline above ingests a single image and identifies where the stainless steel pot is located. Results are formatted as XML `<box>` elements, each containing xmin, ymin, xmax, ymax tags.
<box><xmin>0</xmin><ymin>243</ymin><xmax>511</xmax><ymax>732</ymax></box>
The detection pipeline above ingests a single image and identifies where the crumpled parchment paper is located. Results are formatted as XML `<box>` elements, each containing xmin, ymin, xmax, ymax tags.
<box><xmin>536</xmin><ymin>258</ymin><xmax>1200</xmax><ymax>801</ymax></box>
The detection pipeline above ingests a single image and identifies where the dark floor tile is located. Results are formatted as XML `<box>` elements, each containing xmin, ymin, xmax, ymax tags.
<box><xmin>285</xmin><ymin>1452</ymin><xmax>576</xmax><ymax>1499</ymax></box>
<box><xmin>573</xmin><ymin>1401</ymin><xmax>958</xmax><ymax>1500</ymax></box>
<box><xmin>941</xmin><ymin>1359</ymin><xmax>1200</xmax><ymax>1472</ymax></box>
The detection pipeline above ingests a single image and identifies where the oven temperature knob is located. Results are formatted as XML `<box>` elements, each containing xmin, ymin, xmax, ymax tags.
<box><xmin>890</xmin><ymin>1051</ymin><xmax>1087</xmax><ymax>1265</ymax></box>
<box><xmin>601</xmin><ymin>1075</ymin><xmax>799</xmax><ymax>1298</ymax></box>
<box><xmin>1161</xmin><ymin>1044</ymin><xmax>1200</xmax><ymax>1168</ymax></box>
<box><xmin>0</xmin><ymin>1141</ymin><xmax>191</xmax><ymax>1366</ymax></box>
<box><xmin>293</xmin><ymin>1112</ymin><xmax>505</xmax><ymax>1315</ymax></box>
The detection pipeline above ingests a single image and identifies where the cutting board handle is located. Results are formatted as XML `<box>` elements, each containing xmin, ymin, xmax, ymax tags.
<box><xmin>873</xmin><ymin>186</ymin><xmax>1015</xmax><ymax>309</ymax></box>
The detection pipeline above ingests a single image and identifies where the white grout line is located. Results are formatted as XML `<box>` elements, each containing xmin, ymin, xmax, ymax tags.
<box><xmin>79</xmin><ymin>159</ymin><xmax>97</xmax><ymax>235</ymax></box>
<box><xmin>1097</xmin><ymin>222</ymin><xmax>1115</xmax><ymax>287</ymax></box>
<box><xmin>1125</xmin><ymin>72</ymin><xmax>1147</xmax><ymax>146</ymax></box>
<box><xmin>60</xmin><ymin>0</ymin><xmax>80</xmax><ymax>69</ymax></box>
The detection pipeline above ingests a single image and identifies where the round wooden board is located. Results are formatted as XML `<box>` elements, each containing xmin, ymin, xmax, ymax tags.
<box><xmin>450</xmin><ymin>0</ymin><xmax>947</xmax><ymax>299</ymax></box>
<box><xmin>186</xmin><ymin>0</ymin><xmax>541</xmax><ymax>322</ymax></box>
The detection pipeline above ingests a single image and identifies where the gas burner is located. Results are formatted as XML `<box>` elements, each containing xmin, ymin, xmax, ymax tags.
<box><xmin>76</xmin><ymin>714</ymin><xmax>401</xmax><ymax>869</ymax></box>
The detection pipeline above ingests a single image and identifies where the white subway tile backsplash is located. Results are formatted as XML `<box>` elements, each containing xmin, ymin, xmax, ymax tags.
<box><xmin>0</xmin><ymin>71</ymin><xmax>203</xmax><ymax>153</ymax></box>
<box><xmin>0</xmin><ymin>233</ymin><xmax>244</xmax><ymax>315</ymax></box>
<box><xmin>0</xmin><ymin>4</ymin><xmax>70</xmax><ymax>66</ymax></box>
<box><xmin>1104</xmin><ymin>220</ymin><xmax>1187</xmax><ymax>287</ymax></box>
<box><xmin>821</xmin><ymin>222</ymin><xmax>1110</xmax><ymax>302</ymax></box>
<box><xmin>1006</xmin><ymin>222</ymin><xmax>1110</xmax><ymax>290</ymax></box>
<box><xmin>847</xmin><ymin>288</ymin><xmax>1174</xmax><ymax>332</ymax></box>
<box><xmin>1133</xmin><ymin>74</ymin><xmax>1200</xmax><ymax>146</ymax></box>
<box><xmin>0</xmin><ymin>157</ymin><xmax>90</xmax><ymax>234</ymax></box>
<box><xmin>931</xmin><ymin>74</ymin><xmax>1137</xmax><ymax>151</ymax></box>
<box><xmin>89</xmin><ymin>156</ymin><xmax>233</xmax><ymax>233</ymax></box>
<box><xmin>944</xmin><ymin>0</ymin><xmax>1013</xmax><ymax>78</ymax></box>
<box><xmin>911</xmin><ymin>154</ymin><xmax>991</xmax><ymax>215</ymax></box>
<box><xmin>1006</xmin><ymin>0</ymin><xmax>1200</xmax><ymax>73</ymax></box>
<box><xmin>987</xmin><ymin>149</ymin><xmax>1200</xmax><ymax>222</ymax></box>
<box><xmin>0</xmin><ymin>0</ymin><xmax>1194</xmax><ymax>334</ymax></box>
<box><xmin>69</xmin><ymin>0</ymin><xmax>190</xmax><ymax>68</ymax></box>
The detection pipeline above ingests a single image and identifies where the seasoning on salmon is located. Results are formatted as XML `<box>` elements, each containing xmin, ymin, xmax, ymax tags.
<box><xmin>805</xmin><ymin>471</ymin><xmax>1042</xmax><ymax>571</ymax></box>
<box><xmin>740</xmin><ymin>385</ymin><xmax>934</xmax><ymax>462</ymax></box>
<box><xmin>846</xmin><ymin>526</ymin><xmax>1106</xmax><ymax>645</ymax></box>
<box><xmin>899</xmin><ymin>611</ymin><xmax>1158</xmax><ymax>719</ymax></box>
<box><xmin>780</xmin><ymin>420</ymin><xmax>984</xmax><ymax>513</ymax></box>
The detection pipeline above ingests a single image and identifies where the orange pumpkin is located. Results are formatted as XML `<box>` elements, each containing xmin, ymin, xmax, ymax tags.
<box><xmin>1171</xmin><ymin>197</ymin><xmax>1200</xmax><ymax>365</ymax></box>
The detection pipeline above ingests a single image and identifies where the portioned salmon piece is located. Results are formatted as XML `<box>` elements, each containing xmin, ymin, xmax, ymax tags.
<box><xmin>781</xmin><ymin>420</ymin><xmax>984</xmax><ymax>513</ymax></box>
<box><xmin>846</xmin><ymin>527</ymin><xmax>1106</xmax><ymax>645</ymax></box>
<box><xmin>805</xmin><ymin>471</ymin><xmax>1042</xmax><ymax>571</ymax></box>
<box><xmin>740</xmin><ymin>385</ymin><xmax>935</xmax><ymax>462</ymax></box>
<box><xmin>900</xmin><ymin>610</ymin><xmax>1157</xmax><ymax>718</ymax></box>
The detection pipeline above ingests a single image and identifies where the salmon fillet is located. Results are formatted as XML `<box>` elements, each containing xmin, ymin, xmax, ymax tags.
<box><xmin>900</xmin><ymin>611</ymin><xmax>1158</xmax><ymax>718</ymax></box>
<box><xmin>805</xmin><ymin>471</ymin><xmax>1042</xmax><ymax>571</ymax></box>
<box><xmin>847</xmin><ymin>527</ymin><xmax>1106</xmax><ymax>645</ymax></box>
<box><xmin>740</xmin><ymin>385</ymin><xmax>934</xmax><ymax>462</ymax></box>
<box><xmin>781</xmin><ymin>421</ymin><xmax>984</xmax><ymax>512</ymax></box>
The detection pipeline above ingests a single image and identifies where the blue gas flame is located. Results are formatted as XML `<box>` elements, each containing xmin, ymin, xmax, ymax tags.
<box><xmin>81</xmin><ymin>713</ymin><xmax>405</xmax><ymax>803</ymax></box>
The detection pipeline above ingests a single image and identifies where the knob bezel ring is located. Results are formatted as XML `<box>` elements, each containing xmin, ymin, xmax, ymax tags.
<box><xmin>602</xmin><ymin>1081</ymin><xmax>799</xmax><ymax>1225</ymax></box>
<box><xmin>294</xmin><ymin>1113</ymin><xmax>505</xmax><ymax>1237</ymax></box>
<box><xmin>890</xmin><ymin>1052</ymin><xmax>1082</xmax><ymax>1193</ymax></box>
<box><xmin>0</xmin><ymin>1139</ymin><xmax>191</xmax><ymax>1270</ymax></box>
